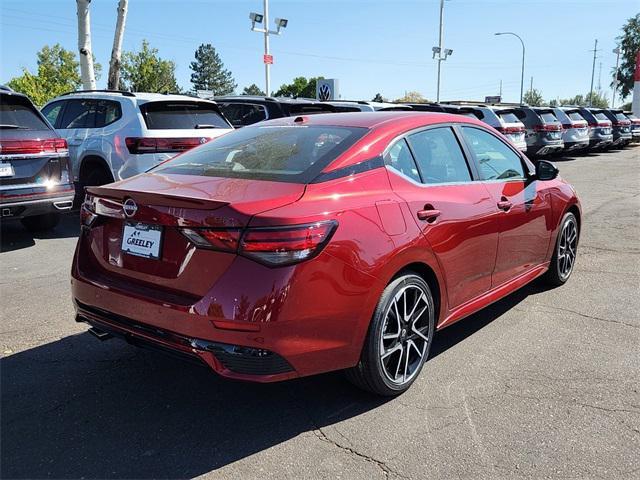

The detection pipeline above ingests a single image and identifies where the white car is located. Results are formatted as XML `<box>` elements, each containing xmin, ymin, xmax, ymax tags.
<box><xmin>41</xmin><ymin>91</ymin><xmax>233</xmax><ymax>189</ymax></box>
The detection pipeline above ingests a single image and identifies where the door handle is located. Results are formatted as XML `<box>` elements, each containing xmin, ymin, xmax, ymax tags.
<box><xmin>497</xmin><ymin>197</ymin><xmax>513</xmax><ymax>211</ymax></box>
<box><xmin>417</xmin><ymin>209</ymin><xmax>441</xmax><ymax>222</ymax></box>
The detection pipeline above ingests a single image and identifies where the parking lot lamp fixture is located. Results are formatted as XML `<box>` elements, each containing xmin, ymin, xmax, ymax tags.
<box><xmin>249</xmin><ymin>1</ymin><xmax>288</xmax><ymax>96</ymax></box>
<box><xmin>495</xmin><ymin>32</ymin><xmax>525</xmax><ymax>105</ymax></box>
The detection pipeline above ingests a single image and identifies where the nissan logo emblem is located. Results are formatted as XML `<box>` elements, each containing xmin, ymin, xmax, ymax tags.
<box><xmin>123</xmin><ymin>198</ymin><xmax>138</xmax><ymax>218</ymax></box>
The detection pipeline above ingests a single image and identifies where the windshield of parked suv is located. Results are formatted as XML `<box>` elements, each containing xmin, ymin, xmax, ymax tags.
<box><xmin>539</xmin><ymin>111</ymin><xmax>559</xmax><ymax>124</ymax></box>
<box><xmin>497</xmin><ymin>111</ymin><xmax>520</xmax><ymax>123</ymax></box>
<box><xmin>153</xmin><ymin>124</ymin><xmax>368</xmax><ymax>183</ymax></box>
<box><xmin>568</xmin><ymin>111</ymin><xmax>586</xmax><ymax>122</ymax></box>
<box><xmin>0</xmin><ymin>95</ymin><xmax>50</xmax><ymax>130</ymax></box>
<box><xmin>218</xmin><ymin>102</ymin><xmax>268</xmax><ymax>127</ymax></box>
<box><xmin>140</xmin><ymin>102</ymin><xmax>230</xmax><ymax>130</ymax></box>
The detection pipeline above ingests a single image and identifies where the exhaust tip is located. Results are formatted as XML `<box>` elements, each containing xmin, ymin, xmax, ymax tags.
<box><xmin>88</xmin><ymin>327</ymin><xmax>113</xmax><ymax>341</ymax></box>
<box><xmin>53</xmin><ymin>200</ymin><xmax>73</xmax><ymax>210</ymax></box>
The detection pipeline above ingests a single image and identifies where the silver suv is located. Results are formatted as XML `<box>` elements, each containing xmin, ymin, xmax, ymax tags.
<box><xmin>41</xmin><ymin>91</ymin><xmax>233</xmax><ymax>192</ymax></box>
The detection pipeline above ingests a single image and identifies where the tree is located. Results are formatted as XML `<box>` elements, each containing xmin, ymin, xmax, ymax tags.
<box><xmin>120</xmin><ymin>40</ymin><xmax>180</xmax><ymax>93</ymax></box>
<box><xmin>242</xmin><ymin>84</ymin><xmax>265</xmax><ymax>96</ymax></box>
<box><xmin>394</xmin><ymin>91</ymin><xmax>427</xmax><ymax>103</ymax></box>
<box><xmin>7</xmin><ymin>44</ymin><xmax>82</xmax><ymax>106</ymax></box>
<box><xmin>612</xmin><ymin>13</ymin><xmax>640</xmax><ymax>99</ymax></box>
<box><xmin>273</xmin><ymin>76</ymin><xmax>323</xmax><ymax>98</ymax></box>
<box><xmin>523</xmin><ymin>88</ymin><xmax>545</xmax><ymax>106</ymax></box>
<box><xmin>371</xmin><ymin>93</ymin><xmax>386</xmax><ymax>102</ymax></box>
<box><xmin>76</xmin><ymin>0</ymin><xmax>97</xmax><ymax>89</ymax></box>
<box><xmin>559</xmin><ymin>91</ymin><xmax>608</xmax><ymax>108</ymax></box>
<box><xmin>189</xmin><ymin>43</ymin><xmax>236</xmax><ymax>95</ymax></box>
<box><xmin>108</xmin><ymin>0</ymin><xmax>129</xmax><ymax>90</ymax></box>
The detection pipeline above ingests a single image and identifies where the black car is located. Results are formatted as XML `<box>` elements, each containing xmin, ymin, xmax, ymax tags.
<box><xmin>601</xmin><ymin>109</ymin><xmax>632</xmax><ymax>147</ymax></box>
<box><xmin>215</xmin><ymin>96</ymin><xmax>339</xmax><ymax>128</ymax></box>
<box><xmin>512</xmin><ymin>106</ymin><xmax>564</xmax><ymax>157</ymax></box>
<box><xmin>0</xmin><ymin>87</ymin><xmax>74</xmax><ymax>230</ymax></box>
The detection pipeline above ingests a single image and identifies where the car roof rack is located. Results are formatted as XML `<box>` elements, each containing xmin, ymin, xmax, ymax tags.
<box><xmin>61</xmin><ymin>89</ymin><xmax>136</xmax><ymax>97</ymax></box>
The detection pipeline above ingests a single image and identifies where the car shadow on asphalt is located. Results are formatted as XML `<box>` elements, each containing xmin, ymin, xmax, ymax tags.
<box><xmin>0</xmin><ymin>213</ymin><xmax>79</xmax><ymax>253</ymax></box>
<box><xmin>0</xmin><ymin>279</ymin><xmax>554</xmax><ymax>479</ymax></box>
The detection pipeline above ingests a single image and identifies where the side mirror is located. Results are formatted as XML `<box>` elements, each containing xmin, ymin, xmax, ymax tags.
<box><xmin>536</xmin><ymin>160</ymin><xmax>559</xmax><ymax>181</ymax></box>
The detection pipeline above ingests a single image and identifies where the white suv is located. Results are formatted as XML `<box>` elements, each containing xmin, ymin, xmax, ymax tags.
<box><xmin>41</xmin><ymin>91</ymin><xmax>233</xmax><ymax>190</ymax></box>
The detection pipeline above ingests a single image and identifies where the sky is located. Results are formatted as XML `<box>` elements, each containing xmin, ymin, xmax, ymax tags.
<box><xmin>0</xmin><ymin>0</ymin><xmax>637</xmax><ymax>104</ymax></box>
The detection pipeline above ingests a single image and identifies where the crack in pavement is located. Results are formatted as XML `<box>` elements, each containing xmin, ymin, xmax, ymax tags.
<box><xmin>536</xmin><ymin>304</ymin><xmax>639</xmax><ymax>330</ymax></box>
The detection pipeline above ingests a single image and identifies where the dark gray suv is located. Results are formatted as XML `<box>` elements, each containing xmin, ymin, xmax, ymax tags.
<box><xmin>513</xmin><ymin>106</ymin><xmax>564</xmax><ymax>157</ymax></box>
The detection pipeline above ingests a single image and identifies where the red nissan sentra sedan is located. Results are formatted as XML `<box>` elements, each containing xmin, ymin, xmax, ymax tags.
<box><xmin>71</xmin><ymin>112</ymin><xmax>581</xmax><ymax>396</ymax></box>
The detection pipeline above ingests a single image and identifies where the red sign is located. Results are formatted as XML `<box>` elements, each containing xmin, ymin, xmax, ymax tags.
<box><xmin>263</xmin><ymin>54</ymin><xmax>273</xmax><ymax>65</ymax></box>
<box><xmin>635</xmin><ymin>50</ymin><xmax>640</xmax><ymax>82</ymax></box>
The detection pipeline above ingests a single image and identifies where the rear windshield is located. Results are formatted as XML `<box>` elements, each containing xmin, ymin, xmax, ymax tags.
<box><xmin>153</xmin><ymin>124</ymin><xmax>368</xmax><ymax>183</ymax></box>
<box><xmin>614</xmin><ymin>112</ymin><xmax>628</xmax><ymax>122</ymax></box>
<box><xmin>219</xmin><ymin>102</ymin><xmax>268</xmax><ymax>127</ymax></box>
<box><xmin>568</xmin><ymin>111</ymin><xmax>585</xmax><ymax>122</ymax></box>
<box><xmin>539</xmin><ymin>111</ymin><xmax>558</xmax><ymax>123</ymax></box>
<box><xmin>140</xmin><ymin>102</ymin><xmax>230</xmax><ymax>130</ymax></box>
<box><xmin>496</xmin><ymin>111</ymin><xmax>520</xmax><ymax>123</ymax></box>
<box><xmin>594</xmin><ymin>112</ymin><xmax>608</xmax><ymax>121</ymax></box>
<box><xmin>0</xmin><ymin>95</ymin><xmax>50</xmax><ymax>130</ymax></box>
<box><xmin>455</xmin><ymin>108</ymin><xmax>484</xmax><ymax>120</ymax></box>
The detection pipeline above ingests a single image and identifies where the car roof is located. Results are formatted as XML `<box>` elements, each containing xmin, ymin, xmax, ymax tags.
<box><xmin>46</xmin><ymin>91</ymin><xmax>219</xmax><ymax>105</ymax></box>
<box><xmin>215</xmin><ymin>95</ymin><xmax>329</xmax><ymax>105</ymax></box>
<box><xmin>254</xmin><ymin>111</ymin><xmax>488</xmax><ymax>130</ymax></box>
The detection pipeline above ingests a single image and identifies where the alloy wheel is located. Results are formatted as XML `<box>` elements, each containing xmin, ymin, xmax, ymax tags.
<box><xmin>558</xmin><ymin>217</ymin><xmax>578</xmax><ymax>280</ymax></box>
<box><xmin>379</xmin><ymin>284</ymin><xmax>431</xmax><ymax>385</ymax></box>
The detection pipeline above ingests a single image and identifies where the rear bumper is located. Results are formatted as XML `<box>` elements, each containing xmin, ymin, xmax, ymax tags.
<box><xmin>528</xmin><ymin>142</ymin><xmax>564</xmax><ymax>156</ymax></box>
<box><xmin>563</xmin><ymin>139</ymin><xmax>590</xmax><ymax>151</ymax></box>
<box><xmin>0</xmin><ymin>186</ymin><xmax>74</xmax><ymax>219</ymax></box>
<box><xmin>71</xmin><ymin>232</ymin><xmax>382</xmax><ymax>382</ymax></box>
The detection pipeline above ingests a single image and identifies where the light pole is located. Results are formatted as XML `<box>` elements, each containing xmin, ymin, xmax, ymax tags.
<box><xmin>432</xmin><ymin>0</ymin><xmax>453</xmax><ymax>102</ymax></box>
<box><xmin>588</xmin><ymin>39</ymin><xmax>598</xmax><ymax>107</ymax></box>
<box><xmin>495</xmin><ymin>32</ymin><xmax>525</xmax><ymax>105</ymax></box>
<box><xmin>250</xmin><ymin>0</ymin><xmax>288</xmax><ymax>96</ymax></box>
<box><xmin>612</xmin><ymin>46</ymin><xmax>621</xmax><ymax>108</ymax></box>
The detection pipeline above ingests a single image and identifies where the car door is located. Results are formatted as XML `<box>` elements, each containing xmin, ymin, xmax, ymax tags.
<box><xmin>385</xmin><ymin>126</ymin><xmax>500</xmax><ymax>309</ymax></box>
<box><xmin>56</xmin><ymin>99</ymin><xmax>96</xmax><ymax>181</ymax></box>
<box><xmin>460</xmin><ymin>126</ymin><xmax>553</xmax><ymax>287</ymax></box>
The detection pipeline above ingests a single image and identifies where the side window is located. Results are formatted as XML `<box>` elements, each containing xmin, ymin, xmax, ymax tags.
<box><xmin>59</xmin><ymin>99</ymin><xmax>96</xmax><ymax>129</ymax></box>
<box><xmin>408</xmin><ymin>127</ymin><xmax>471</xmax><ymax>184</ymax></box>
<box><xmin>95</xmin><ymin>100</ymin><xmax>122</xmax><ymax>128</ymax></box>
<box><xmin>383</xmin><ymin>139</ymin><xmax>421</xmax><ymax>183</ymax></box>
<box><xmin>461</xmin><ymin>127</ymin><xmax>525</xmax><ymax>181</ymax></box>
<box><xmin>41</xmin><ymin>101</ymin><xmax>64</xmax><ymax>127</ymax></box>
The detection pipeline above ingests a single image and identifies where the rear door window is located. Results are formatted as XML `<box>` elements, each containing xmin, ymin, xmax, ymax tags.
<box><xmin>384</xmin><ymin>139</ymin><xmax>421</xmax><ymax>183</ymax></box>
<box><xmin>461</xmin><ymin>127</ymin><xmax>525</xmax><ymax>181</ymax></box>
<box><xmin>154</xmin><ymin>125</ymin><xmax>367</xmax><ymax>183</ymax></box>
<box><xmin>141</xmin><ymin>102</ymin><xmax>230</xmax><ymax>130</ymax></box>
<box><xmin>218</xmin><ymin>102</ymin><xmax>268</xmax><ymax>127</ymax></box>
<box><xmin>0</xmin><ymin>95</ymin><xmax>51</xmax><ymax>130</ymax></box>
<box><xmin>407</xmin><ymin>127</ymin><xmax>472</xmax><ymax>184</ymax></box>
<box><xmin>94</xmin><ymin>100</ymin><xmax>122</xmax><ymax>127</ymax></box>
<box><xmin>59</xmin><ymin>99</ymin><xmax>96</xmax><ymax>129</ymax></box>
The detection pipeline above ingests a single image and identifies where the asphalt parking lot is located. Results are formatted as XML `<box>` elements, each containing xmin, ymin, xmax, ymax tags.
<box><xmin>1</xmin><ymin>146</ymin><xmax>639</xmax><ymax>480</ymax></box>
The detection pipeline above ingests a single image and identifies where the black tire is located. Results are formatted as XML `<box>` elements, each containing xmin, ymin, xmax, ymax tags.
<box><xmin>346</xmin><ymin>272</ymin><xmax>435</xmax><ymax>396</ymax></box>
<box><xmin>20</xmin><ymin>212</ymin><xmax>60</xmax><ymax>232</ymax></box>
<box><xmin>544</xmin><ymin>212</ymin><xmax>578</xmax><ymax>287</ymax></box>
<box><xmin>77</xmin><ymin>166</ymin><xmax>114</xmax><ymax>207</ymax></box>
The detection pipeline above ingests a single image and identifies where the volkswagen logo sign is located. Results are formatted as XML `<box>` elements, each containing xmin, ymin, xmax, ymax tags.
<box><xmin>318</xmin><ymin>83</ymin><xmax>331</xmax><ymax>101</ymax></box>
<box><xmin>123</xmin><ymin>198</ymin><xmax>138</xmax><ymax>218</ymax></box>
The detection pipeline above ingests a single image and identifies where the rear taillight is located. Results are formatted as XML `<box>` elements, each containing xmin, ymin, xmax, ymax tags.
<box><xmin>534</xmin><ymin>124</ymin><xmax>562</xmax><ymax>132</ymax></box>
<box><xmin>497</xmin><ymin>126</ymin><xmax>524</xmax><ymax>134</ymax></box>
<box><xmin>0</xmin><ymin>138</ymin><xmax>68</xmax><ymax>155</ymax></box>
<box><xmin>180</xmin><ymin>221</ymin><xmax>338</xmax><ymax>266</ymax></box>
<box><xmin>125</xmin><ymin>137</ymin><xmax>210</xmax><ymax>154</ymax></box>
<box><xmin>80</xmin><ymin>194</ymin><xmax>98</xmax><ymax>228</ymax></box>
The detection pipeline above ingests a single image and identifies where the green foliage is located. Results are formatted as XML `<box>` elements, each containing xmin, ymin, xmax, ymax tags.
<box><xmin>7</xmin><ymin>44</ymin><xmax>81</xmax><ymax>106</ymax></box>
<box><xmin>242</xmin><ymin>83</ymin><xmax>265</xmax><ymax>96</ymax></box>
<box><xmin>120</xmin><ymin>40</ymin><xmax>180</xmax><ymax>93</ymax></box>
<box><xmin>189</xmin><ymin>43</ymin><xmax>236</xmax><ymax>95</ymax></box>
<box><xmin>523</xmin><ymin>88</ymin><xmax>546</xmax><ymax>106</ymax></box>
<box><xmin>273</xmin><ymin>76</ymin><xmax>324</xmax><ymax>98</ymax></box>
<box><xmin>558</xmin><ymin>91</ymin><xmax>608</xmax><ymax>108</ymax></box>
<box><xmin>613</xmin><ymin>13</ymin><xmax>640</xmax><ymax>98</ymax></box>
<box><xmin>394</xmin><ymin>91</ymin><xmax>428</xmax><ymax>103</ymax></box>
<box><xmin>371</xmin><ymin>93</ymin><xmax>385</xmax><ymax>102</ymax></box>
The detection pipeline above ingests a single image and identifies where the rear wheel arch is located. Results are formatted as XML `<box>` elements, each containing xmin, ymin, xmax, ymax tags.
<box><xmin>79</xmin><ymin>155</ymin><xmax>114</xmax><ymax>186</ymax></box>
<box><xmin>390</xmin><ymin>261</ymin><xmax>443</xmax><ymax>329</ymax></box>
<box><xmin>566</xmin><ymin>204</ymin><xmax>581</xmax><ymax>237</ymax></box>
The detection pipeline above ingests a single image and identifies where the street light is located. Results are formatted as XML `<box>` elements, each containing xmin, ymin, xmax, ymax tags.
<box><xmin>249</xmin><ymin>1</ymin><xmax>288</xmax><ymax>96</ymax></box>
<box><xmin>495</xmin><ymin>32</ymin><xmax>525</xmax><ymax>105</ymax></box>
<box><xmin>612</xmin><ymin>46</ymin><xmax>621</xmax><ymax>108</ymax></box>
<box><xmin>433</xmin><ymin>0</ymin><xmax>453</xmax><ymax>102</ymax></box>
